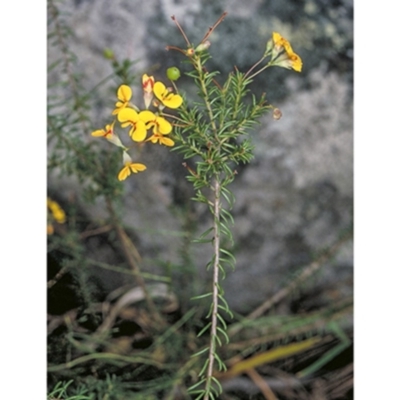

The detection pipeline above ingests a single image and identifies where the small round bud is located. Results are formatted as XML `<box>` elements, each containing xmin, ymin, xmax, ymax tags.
<box><xmin>166</xmin><ymin>66</ymin><xmax>181</xmax><ymax>81</ymax></box>
<box><xmin>103</xmin><ymin>48</ymin><xmax>115</xmax><ymax>60</ymax></box>
<box><xmin>273</xmin><ymin>108</ymin><xmax>282</xmax><ymax>120</ymax></box>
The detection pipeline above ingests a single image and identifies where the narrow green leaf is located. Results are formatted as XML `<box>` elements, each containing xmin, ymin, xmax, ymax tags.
<box><xmin>191</xmin><ymin>292</ymin><xmax>212</xmax><ymax>301</ymax></box>
<box><xmin>216</xmin><ymin>326</ymin><xmax>230</xmax><ymax>344</ymax></box>
<box><xmin>191</xmin><ymin>347</ymin><xmax>210</xmax><ymax>359</ymax></box>
<box><xmin>197</xmin><ymin>322</ymin><xmax>212</xmax><ymax>337</ymax></box>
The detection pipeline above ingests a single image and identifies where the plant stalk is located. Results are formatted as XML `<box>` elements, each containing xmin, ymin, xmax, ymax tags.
<box><xmin>204</xmin><ymin>178</ymin><xmax>221</xmax><ymax>399</ymax></box>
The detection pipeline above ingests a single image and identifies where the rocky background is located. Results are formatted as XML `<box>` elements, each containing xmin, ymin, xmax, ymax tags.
<box><xmin>48</xmin><ymin>0</ymin><xmax>353</xmax><ymax>314</ymax></box>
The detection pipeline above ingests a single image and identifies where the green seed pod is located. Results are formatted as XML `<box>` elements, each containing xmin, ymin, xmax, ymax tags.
<box><xmin>103</xmin><ymin>48</ymin><xmax>115</xmax><ymax>60</ymax></box>
<box><xmin>167</xmin><ymin>66</ymin><xmax>181</xmax><ymax>81</ymax></box>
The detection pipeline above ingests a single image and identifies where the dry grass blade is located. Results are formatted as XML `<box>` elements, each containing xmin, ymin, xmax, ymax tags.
<box><xmin>246</xmin><ymin>368</ymin><xmax>278</xmax><ymax>400</ymax></box>
<box><xmin>230</xmin><ymin>231</ymin><xmax>352</xmax><ymax>337</ymax></box>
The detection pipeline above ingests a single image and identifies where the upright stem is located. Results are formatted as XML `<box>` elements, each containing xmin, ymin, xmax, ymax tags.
<box><xmin>204</xmin><ymin>178</ymin><xmax>221</xmax><ymax>399</ymax></box>
<box><xmin>195</xmin><ymin>56</ymin><xmax>218</xmax><ymax>136</ymax></box>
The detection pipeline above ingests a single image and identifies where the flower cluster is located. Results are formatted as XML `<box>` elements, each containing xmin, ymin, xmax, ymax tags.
<box><xmin>47</xmin><ymin>197</ymin><xmax>66</xmax><ymax>235</ymax></box>
<box><xmin>91</xmin><ymin>75</ymin><xmax>183</xmax><ymax>181</ymax></box>
<box><xmin>264</xmin><ymin>32</ymin><xmax>302</xmax><ymax>72</ymax></box>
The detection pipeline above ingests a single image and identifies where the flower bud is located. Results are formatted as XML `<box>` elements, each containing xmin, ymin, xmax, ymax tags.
<box><xmin>103</xmin><ymin>48</ymin><xmax>115</xmax><ymax>60</ymax></box>
<box><xmin>167</xmin><ymin>66</ymin><xmax>181</xmax><ymax>81</ymax></box>
<box><xmin>273</xmin><ymin>108</ymin><xmax>282</xmax><ymax>120</ymax></box>
<box><xmin>263</xmin><ymin>38</ymin><xmax>273</xmax><ymax>57</ymax></box>
<box><xmin>195</xmin><ymin>40</ymin><xmax>211</xmax><ymax>53</ymax></box>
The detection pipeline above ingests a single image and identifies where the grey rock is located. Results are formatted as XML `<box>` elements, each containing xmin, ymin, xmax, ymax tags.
<box><xmin>48</xmin><ymin>0</ymin><xmax>353</xmax><ymax>314</ymax></box>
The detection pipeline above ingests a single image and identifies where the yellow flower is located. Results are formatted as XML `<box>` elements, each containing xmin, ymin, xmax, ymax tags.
<box><xmin>286</xmin><ymin>52</ymin><xmax>302</xmax><ymax>72</ymax></box>
<box><xmin>147</xmin><ymin>132</ymin><xmax>175</xmax><ymax>147</ymax></box>
<box><xmin>91</xmin><ymin>121</ymin><xmax>125</xmax><ymax>148</ymax></box>
<box><xmin>153</xmin><ymin>81</ymin><xmax>183</xmax><ymax>109</ymax></box>
<box><xmin>112</xmin><ymin>84</ymin><xmax>133</xmax><ymax>115</ymax></box>
<box><xmin>140</xmin><ymin>110</ymin><xmax>174</xmax><ymax>146</ymax></box>
<box><xmin>47</xmin><ymin>198</ymin><xmax>66</xmax><ymax>224</ymax></box>
<box><xmin>47</xmin><ymin>198</ymin><xmax>66</xmax><ymax>235</ymax></box>
<box><xmin>272</xmin><ymin>32</ymin><xmax>291</xmax><ymax>52</ymax></box>
<box><xmin>118</xmin><ymin>152</ymin><xmax>147</xmax><ymax>181</ymax></box>
<box><xmin>274</xmin><ymin>51</ymin><xmax>303</xmax><ymax>72</ymax></box>
<box><xmin>271</xmin><ymin>32</ymin><xmax>302</xmax><ymax>72</ymax></box>
<box><xmin>142</xmin><ymin>74</ymin><xmax>155</xmax><ymax>109</ymax></box>
<box><xmin>117</xmin><ymin>108</ymin><xmax>147</xmax><ymax>142</ymax></box>
<box><xmin>139</xmin><ymin>110</ymin><xmax>172</xmax><ymax>135</ymax></box>
<box><xmin>142</xmin><ymin>74</ymin><xmax>155</xmax><ymax>93</ymax></box>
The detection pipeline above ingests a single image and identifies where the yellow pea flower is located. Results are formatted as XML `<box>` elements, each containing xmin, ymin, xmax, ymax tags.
<box><xmin>147</xmin><ymin>132</ymin><xmax>175</xmax><ymax>147</ymax></box>
<box><xmin>153</xmin><ymin>81</ymin><xmax>183</xmax><ymax>109</ymax></box>
<box><xmin>272</xmin><ymin>32</ymin><xmax>291</xmax><ymax>52</ymax></box>
<box><xmin>142</xmin><ymin>74</ymin><xmax>155</xmax><ymax>109</ymax></box>
<box><xmin>117</xmin><ymin>108</ymin><xmax>147</xmax><ymax>142</ymax></box>
<box><xmin>47</xmin><ymin>198</ymin><xmax>66</xmax><ymax>224</ymax></box>
<box><xmin>271</xmin><ymin>32</ymin><xmax>302</xmax><ymax>72</ymax></box>
<box><xmin>112</xmin><ymin>84</ymin><xmax>133</xmax><ymax>115</ymax></box>
<box><xmin>91</xmin><ymin>121</ymin><xmax>126</xmax><ymax>148</ymax></box>
<box><xmin>139</xmin><ymin>110</ymin><xmax>172</xmax><ymax>135</ymax></box>
<box><xmin>142</xmin><ymin>74</ymin><xmax>155</xmax><ymax>93</ymax></box>
<box><xmin>118</xmin><ymin>152</ymin><xmax>147</xmax><ymax>181</ymax></box>
<box><xmin>47</xmin><ymin>198</ymin><xmax>66</xmax><ymax>235</ymax></box>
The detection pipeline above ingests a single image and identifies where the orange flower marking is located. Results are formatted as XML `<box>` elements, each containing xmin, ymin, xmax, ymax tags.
<box><xmin>142</xmin><ymin>74</ymin><xmax>155</xmax><ymax>109</ymax></box>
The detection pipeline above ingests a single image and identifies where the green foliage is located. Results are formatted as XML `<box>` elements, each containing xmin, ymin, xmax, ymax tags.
<box><xmin>168</xmin><ymin>16</ymin><xmax>280</xmax><ymax>398</ymax></box>
<box><xmin>47</xmin><ymin>0</ymin><xmax>126</xmax><ymax>205</ymax></box>
<box><xmin>48</xmin><ymin>3</ymin><xmax>352</xmax><ymax>399</ymax></box>
<box><xmin>47</xmin><ymin>380</ymin><xmax>91</xmax><ymax>400</ymax></box>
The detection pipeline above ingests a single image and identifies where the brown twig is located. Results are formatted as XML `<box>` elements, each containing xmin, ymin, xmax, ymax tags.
<box><xmin>105</xmin><ymin>198</ymin><xmax>165</xmax><ymax>328</ymax></box>
<box><xmin>246</xmin><ymin>368</ymin><xmax>278</xmax><ymax>400</ymax></box>
<box><xmin>79</xmin><ymin>224</ymin><xmax>113</xmax><ymax>240</ymax></box>
<box><xmin>47</xmin><ymin>266</ymin><xmax>68</xmax><ymax>289</ymax></box>
<box><xmin>170</xmin><ymin>15</ymin><xmax>191</xmax><ymax>47</ymax></box>
<box><xmin>200</xmin><ymin>12</ymin><xmax>228</xmax><ymax>44</ymax></box>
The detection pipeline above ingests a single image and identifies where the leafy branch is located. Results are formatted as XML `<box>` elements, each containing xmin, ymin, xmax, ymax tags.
<box><xmin>168</xmin><ymin>12</ymin><xmax>297</xmax><ymax>399</ymax></box>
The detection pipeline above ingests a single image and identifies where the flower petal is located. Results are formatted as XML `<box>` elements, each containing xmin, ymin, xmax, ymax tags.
<box><xmin>118</xmin><ymin>108</ymin><xmax>139</xmax><ymax>123</ymax></box>
<box><xmin>129</xmin><ymin>163</ymin><xmax>147</xmax><ymax>173</ymax></box>
<box><xmin>142</xmin><ymin>74</ymin><xmax>155</xmax><ymax>93</ymax></box>
<box><xmin>162</xmin><ymin>94</ymin><xmax>183</xmax><ymax>109</ymax></box>
<box><xmin>290</xmin><ymin>53</ymin><xmax>302</xmax><ymax>72</ymax></box>
<box><xmin>117</xmin><ymin>85</ymin><xmax>132</xmax><ymax>102</ymax></box>
<box><xmin>160</xmin><ymin>137</ymin><xmax>174</xmax><ymax>147</ymax></box>
<box><xmin>153</xmin><ymin>81</ymin><xmax>167</xmax><ymax>101</ymax></box>
<box><xmin>118</xmin><ymin>165</ymin><xmax>131</xmax><ymax>181</ymax></box>
<box><xmin>156</xmin><ymin>116</ymin><xmax>172</xmax><ymax>134</ymax></box>
<box><xmin>91</xmin><ymin>129</ymin><xmax>106</xmax><ymax>137</ymax></box>
<box><xmin>131</xmin><ymin>120</ymin><xmax>147</xmax><ymax>142</ymax></box>
<box><xmin>139</xmin><ymin>110</ymin><xmax>156</xmax><ymax>123</ymax></box>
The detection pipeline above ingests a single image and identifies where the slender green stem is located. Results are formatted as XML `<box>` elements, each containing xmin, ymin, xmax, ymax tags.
<box><xmin>195</xmin><ymin>56</ymin><xmax>218</xmax><ymax>136</ymax></box>
<box><xmin>243</xmin><ymin>55</ymin><xmax>267</xmax><ymax>80</ymax></box>
<box><xmin>246</xmin><ymin>60</ymin><xmax>273</xmax><ymax>81</ymax></box>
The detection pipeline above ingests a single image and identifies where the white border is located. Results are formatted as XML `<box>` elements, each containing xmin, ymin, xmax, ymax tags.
<box><xmin>1</xmin><ymin>1</ymin><xmax>46</xmax><ymax>397</ymax></box>
<box><xmin>355</xmin><ymin>0</ymin><xmax>400</xmax><ymax>398</ymax></box>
